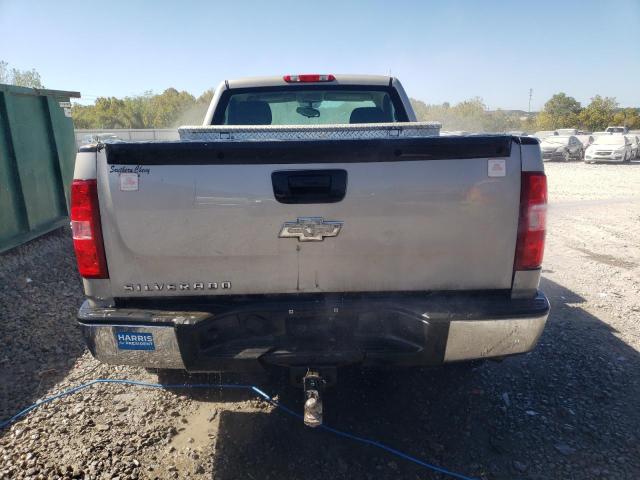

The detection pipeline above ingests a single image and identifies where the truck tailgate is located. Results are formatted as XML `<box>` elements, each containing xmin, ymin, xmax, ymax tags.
<box><xmin>97</xmin><ymin>136</ymin><xmax>521</xmax><ymax>297</ymax></box>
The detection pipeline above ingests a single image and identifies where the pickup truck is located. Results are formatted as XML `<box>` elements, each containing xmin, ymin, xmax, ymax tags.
<box><xmin>72</xmin><ymin>74</ymin><xmax>549</xmax><ymax>406</ymax></box>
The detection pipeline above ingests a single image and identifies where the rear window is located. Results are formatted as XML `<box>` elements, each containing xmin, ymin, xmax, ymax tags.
<box><xmin>212</xmin><ymin>86</ymin><xmax>407</xmax><ymax>126</ymax></box>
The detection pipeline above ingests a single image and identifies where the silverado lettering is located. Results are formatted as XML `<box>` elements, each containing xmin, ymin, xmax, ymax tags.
<box><xmin>123</xmin><ymin>282</ymin><xmax>230</xmax><ymax>292</ymax></box>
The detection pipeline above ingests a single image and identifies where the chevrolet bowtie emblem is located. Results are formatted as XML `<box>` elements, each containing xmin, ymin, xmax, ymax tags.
<box><xmin>279</xmin><ymin>217</ymin><xmax>343</xmax><ymax>242</ymax></box>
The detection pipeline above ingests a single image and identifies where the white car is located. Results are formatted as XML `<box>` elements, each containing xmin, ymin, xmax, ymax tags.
<box><xmin>575</xmin><ymin>135</ymin><xmax>594</xmax><ymax>156</ymax></box>
<box><xmin>80</xmin><ymin>133</ymin><xmax>120</xmax><ymax>145</ymax></box>
<box><xmin>591</xmin><ymin>131</ymin><xmax>611</xmax><ymax>138</ymax></box>
<box><xmin>556</xmin><ymin>128</ymin><xmax>578</xmax><ymax>135</ymax></box>
<box><xmin>584</xmin><ymin>135</ymin><xmax>632</xmax><ymax>163</ymax></box>
<box><xmin>625</xmin><ymin>135</ymin><xmax>639</xmax><ymax>159</ymax></box>
<box><xmin>533</xmin><ymin>130</ymin><xmax>558</xmax><ymax>140</ymax></box>
<box><xmin>605</xmin><ymin>126</ymin><xmax>629</xmax><ymax>134</ymax></box>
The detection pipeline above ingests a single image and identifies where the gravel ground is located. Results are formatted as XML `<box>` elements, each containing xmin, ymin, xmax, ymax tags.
<box><xmin>1</xmin><ymin>160</ymin><xmax>639</xmax><ymax>480</ymax></box>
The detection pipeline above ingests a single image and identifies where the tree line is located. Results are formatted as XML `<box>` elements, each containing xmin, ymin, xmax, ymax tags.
<box><xmin>413</xmin><ymin>93</ymin><xmax>640</xmax><ymax>133</ymax></box>
<box><xmin>71</xmin><ymin>90</ymin><xmax>640</xmax><ymax>133</ymax></box>
<box><xmin>411</xmin><ymin>97</ymin><xmax>524</xmax><ymax>132</ymax></box>
<box><xmin>71</xmin><ymin>88</ymin><xmax>214</xmax><ymax>129</ymax></box>
<box><xmin>527</xmin><ymin>93</ymin><xmax>639</xmax><ymax>132</ymax></box>
<box><xmin>2</xmin><ymin>61</ymin><xmax>638</xmax><ymax>132</ymax></box>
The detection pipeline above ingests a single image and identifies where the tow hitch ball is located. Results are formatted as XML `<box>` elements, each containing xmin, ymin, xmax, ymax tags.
<box><xmin>303</xmin><ymin>370</ymin><xmax>325</xmax><ymax>428</ymax></box>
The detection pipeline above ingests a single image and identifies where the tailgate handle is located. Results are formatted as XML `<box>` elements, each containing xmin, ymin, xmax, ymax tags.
<box><xmin>272</xmin><ymin>169</ymin><xmax>347</xmax><ymax>204</ymax></box>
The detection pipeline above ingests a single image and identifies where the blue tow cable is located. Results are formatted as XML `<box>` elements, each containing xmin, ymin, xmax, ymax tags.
<box><xmin>0</xmin><ymin>379</ymin><xmax>478</xmax><ymax>480</ymax></box>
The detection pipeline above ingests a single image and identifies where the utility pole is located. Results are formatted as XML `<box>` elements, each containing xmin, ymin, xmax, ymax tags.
<box><xmin>528</xmin><ymin>88</ymin><xmax>533</xmax><ymax>115</ymax></box>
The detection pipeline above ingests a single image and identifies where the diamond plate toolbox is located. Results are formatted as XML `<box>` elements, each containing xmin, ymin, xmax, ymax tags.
<box><xmin>178</xmin><ymin>122</ymin><xmax>441</xmax><ymax>142</ymax></box>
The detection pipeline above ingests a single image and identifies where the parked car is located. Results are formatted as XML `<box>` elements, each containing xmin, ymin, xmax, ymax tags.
<box><xmin>80</xmin><ymin>133</ymin><xmax>120</xmax><ymax>145</ymax></box>
<box><xmin>556</xmin><ymin>128</ymin><xmax>578</xmax><ymax>136</ymax></box>
<box><xmin>507</xmin><ymin>130</ymin><xmax>528</xmax><ymax>136</ymax></box>
<box><xmin>591</xmin><ymin>131</ymin><xmax>611</xmax><ymax>138</ymax></box>
<box><xmin>584</xmin><ymin>134</ymin><xmax>632</xmax><ymax>163</ymax></box>
<box><xmin>71</xmin><ymin>74</ymin><xmax>549</xmax><ymax>420</ymax></box>
<box><xmin>540</xmin><ymin>135</ymin><xmax>583</xmax><ymax>161</ymax></box>
<box><xmin>625</xmin><ymin>135</ymin><xmax>639</xmax><ymax>159</ymax></box>
<box><xmin>605</xmin><ymin>126</ymin><xmax>629</xmax><ymax>134</ymax></box>
<box><xmin>533</xmin><ymin>130</ymin><xmax>558</xmax><ymax>140</ymax></box>
<box><xmin>575</xmin><ymin>135</ymin><xmax>595</xmax><ymax>156</ymax></box>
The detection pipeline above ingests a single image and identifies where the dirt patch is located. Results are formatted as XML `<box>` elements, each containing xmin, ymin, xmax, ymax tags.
<box><xmin>571</xmin><ymin>246</ymin><xmax>638</xmax><ymax>270</ymax></box>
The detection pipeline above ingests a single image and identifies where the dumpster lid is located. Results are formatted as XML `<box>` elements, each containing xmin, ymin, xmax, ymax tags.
<box><xmin>0</xmin><ymin>83</ymin><xmax>80</xmax><ymax>99</ymax></box>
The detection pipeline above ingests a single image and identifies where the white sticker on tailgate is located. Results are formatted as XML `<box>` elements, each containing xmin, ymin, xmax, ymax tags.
<box><xmin>120</xmin><ymin>173</ymin><xmax>139</xmax><ymax>191</ymax></box>
<box><xmin>488</xmin><ymin>159</ymin><xmax>506</xmax><ymax>177</ymax></box>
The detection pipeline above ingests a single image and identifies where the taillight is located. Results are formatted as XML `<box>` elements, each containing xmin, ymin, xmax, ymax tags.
<box><xmin>70</xmin><ymin>179</ymin><xmax>108</xmax><ymax>278</ymax></box>
<box><xmin>514</xmin><ymin>172</ymin><xmax>547</xmax><ymax>270</ymax></box>
<box><xmin>283</xmin><ymin>74</ymin><xmax>336</xmax><ymax>83</ymax></box>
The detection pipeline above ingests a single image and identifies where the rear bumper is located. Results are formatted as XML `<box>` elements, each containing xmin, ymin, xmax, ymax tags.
<box><xmin>585</xmin><ymin>154</ymin><xmax>625</xmax><ymax>162</ymax></box>
<box><xmin>78</xmin><ymin>291</ymin><xmax>549</xmax><ymax>371</ymax></box>
<box><xmin>542</xmin><ymin>152</ymin><xmax>564</xmax><ymax>161</ymax></box>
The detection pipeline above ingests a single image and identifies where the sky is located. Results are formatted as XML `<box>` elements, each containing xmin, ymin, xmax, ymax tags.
<box><xmin>1</xmin><ymin>0</ymin><xmax>639</xmax><ymax>110</ymax></box>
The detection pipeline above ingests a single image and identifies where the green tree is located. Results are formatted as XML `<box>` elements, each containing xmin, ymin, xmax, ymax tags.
<box><xmin>484</xmin><ymin>109</ymin><xmax>523</xmax><ymax>133</ymax></box>
<box><xmin>410</xmin><ymin>97</ymin><xmax>525</xmax><ymax>132</ymax></box>
<box><xmin>182</xmin><ymin>88</ymin><xmax>216</xmax><ymax>125</ymax></box>
<box><xmin>453</xmin><ymin>97</ymin><xmax>486</xmax><ymax>131</ymax></box>
<box><xmin>579</xmin><ymin>96</ymin><xmax>618</xmax><ymax>132</ymax></box>
<box><xmin>411</xmin><ymin>97</ymin><xmax>485</xmax><ymax>130</ymax></box>
<box><xmin>11</xmin><ymin>68</ymin><xmax>43</xmax><ymax>88</ymax></box>
<box><xmin>0</xmin><ymin>60</ymin><xmax>43</xmax><ymax>88</ymax></box>
<box><xmin>611</xmin><ymin>108</ymin><xmax>640</xmax><ymax>129</ymax></box>
<box><xmin>521</xmin><ymin>114</ymin><xmax>538</xmax><ymax>133</ymax></box>
<box><xmin>70</xmin><ymin>104</ymin><xmax>97</xmax><ymax>129</ymax></box>
<box><xmin>536</xmin><ymin>93</ymin><xmax>581</xmax><ymax>129</ymax></box>
<box><xmin>409</xmin><ymin>98</ymin><xmax>430</xmax><ymax>121</ymax></box>
<box><xmin>93</xmin><ymin>97</ymin><xmax>131</xmax><ymax>128</ymax></box>
<box><xmin>147</xmin><ymin>88</ymin><xmax>196</xmax><ymax>127</ymax></box>
<box><xmin>197</xmin><ymin>89</ymin><xmax>214</xmax><ymax>105</ymax></box>
<box><xmin>122</xmin><ymin>91</ymin><xmax>152</xmax><ymax>128</ymax></box>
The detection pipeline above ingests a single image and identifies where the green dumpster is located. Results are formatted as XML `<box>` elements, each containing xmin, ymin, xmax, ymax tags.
<box><xmin>0</xmin><ymin>84</ymin><xmax>80</xmax><ymax>253</ymax></box>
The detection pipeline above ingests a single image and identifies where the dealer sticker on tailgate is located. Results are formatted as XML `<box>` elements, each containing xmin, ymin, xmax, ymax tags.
<box><xmin>115</xmin><ymin>331</ymin><xmax>155</xmax><ymax>351</ymax></box>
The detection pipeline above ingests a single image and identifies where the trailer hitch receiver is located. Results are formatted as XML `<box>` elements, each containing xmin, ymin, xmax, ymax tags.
<box><xmin>303</xmin><ymin>370</ymin><xmax>325</xmax><ymax>428</ymax></box>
